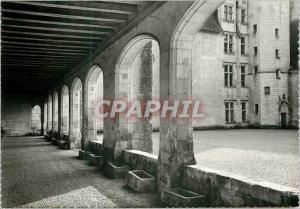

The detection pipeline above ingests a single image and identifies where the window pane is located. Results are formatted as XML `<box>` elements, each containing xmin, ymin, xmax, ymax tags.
<box><xmin>242</xmin><ymin>111</ymin><xmax>246</xmax><ymax>122</ymax></box>
<box><xmin>241</xmin><ymin>37</ymin><xmax>245</xmax><ymax>44</ymax></box>
<box><xmin>242</xmin><ymin>103</ymin><xmax>246</xmax><ymax>109</ymax></box>
<box><xmin>225</xmin><ymin>110</ymin><xmax>229</xmax><ymax>122</ymax></box>
<box><xmin>230</xmin><ymin>110</ymin><xmax>234</xmax><ymax>122</ymax></box>
<box><xmin>241</xmin><ymin>66</ymin><xmax>245</xmax><ymax>73</ymax></box>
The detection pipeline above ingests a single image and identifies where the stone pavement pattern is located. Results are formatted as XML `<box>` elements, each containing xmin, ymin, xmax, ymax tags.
<box><xmin>2</xmin><ymin>136</ymin><xmax>159</xmax><ymax>208</ymax></box>
<box><xmin>151</xmin><ymin>129</ymin><xmax>299</xmax><ymax>188</ymax></box>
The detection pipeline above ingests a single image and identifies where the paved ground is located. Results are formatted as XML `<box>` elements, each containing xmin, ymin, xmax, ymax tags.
<box><xmin>151</xmin><ymin>129</ymin><xmax>299</xmax><ymax>189</ymax></box>
<box><xmin>2</xmin><ymin>136</ymin><xmax>160</xmax><ymax>208</ymax></box>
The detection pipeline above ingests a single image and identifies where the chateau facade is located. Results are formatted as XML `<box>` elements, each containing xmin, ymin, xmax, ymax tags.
<box><xmin>192</xmin><ymin>0</ymin><xmax>299</xmax><ymax>128</ymax></box>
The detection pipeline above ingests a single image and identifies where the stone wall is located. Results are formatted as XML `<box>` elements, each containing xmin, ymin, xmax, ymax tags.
<box><xmin>248</xmin><ymin>0</ymin><xmax>291</xmax><ymax>127</ymax></box>
<box><xmin>87</xmin><ymin>140</ymin><xmax>299</xmax><ymax>207</ymax></box>
<box><xmin>182</xmin><ymin>165</ymin><xmax>299</xmax><ymax>207</ymax></box>
<box><xmin>1</xmin><ymin>94</ymin><xmax>35</xmax><ymax>136</ymax></box>
<box><xmin>123</xmin><ymin>150</ymin><xmax>158</xmax><ymax>177</ymax></box>
<box><xmin>288</xmin><ymin>70</ymin><xmax>299</xmax><ymax>127</ymax></box>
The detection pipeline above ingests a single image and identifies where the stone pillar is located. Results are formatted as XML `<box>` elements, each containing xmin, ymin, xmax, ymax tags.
<box><xmin>130</xmin><ymin>42</ymin><xmax>153</xmax><ymax>153</ymax></box>
<box><xmin>157</xmin><ymin>0</ymin><xmax>223</xmax><ymax>195</ymax></box>
<box><xmin>158</xmin><ymin>39</ymin><xmax>196</xmax><ymax>192</ymax></box>
<box><xmin>70</xmin><ymin>85</ymin><xmax>82</xmax><ymax>149</ymax></box>
<box><xmin>58</xmin><ymin>90</ymin><xmax>62</xmax><ymax>138</ymax></box>
<box><xmin>52</xmin><ymin>93</ymin><xmax>55</xmax><ymax>133</ymax></box>
<box><xmin>61</xmin><ymin>89</ymin><xmax>70</xmax><ymax>136</ymax></box>
<box><xmin>43</xmin><ymin>102</ymin><xmax>47</xmax><ymax>135</ymax></box>
<box><xmin>47</xmin><ymin>95</ymin><xmax>52</xmax><ymax>131</ymax></box>
<box><xmin>68</xmin><ymin>88</ymin><xmax>74</xmax><ymax>148</ymax></box>
<box><xmin>82</xmin><ymin>82</ymin><xmax>90</xmax><ymax>150</ymax></box>
<box><xmin>40</xmin><ymin>102</ymin><xmax>44</xmax><ymax>135</ymax></box>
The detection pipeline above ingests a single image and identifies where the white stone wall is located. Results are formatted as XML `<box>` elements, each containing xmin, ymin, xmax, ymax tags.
<box><xmin>248</xmin><ymin>0</ymin><xmax>290</xmax><ymax>126</ymax></box>
<box><xmin>192</xmin><ymin>31</ymin><xmax>224</xmax><ymax>127</ymax></box>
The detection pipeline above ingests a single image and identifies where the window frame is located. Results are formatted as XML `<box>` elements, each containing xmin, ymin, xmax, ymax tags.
<box><xmin>225</xmin><ymin>101</ymin><xmax>235</xmax><ymax>124</ymax></box>
<box><xmin>224</xmin><ymin>64</ymin><xmax>234</xmax><ymax>87</ymax></box>
<box><xmin>241</xmin><ymin>36</ymin><xmax>246</xmax><ymax>55</ymax></box>
<box><xmin>241</xmin><ymin>102</ymin><xmax>247</xmax><ymax>123</ymax></box>
<box><xmin>264</xmin><ymin>86</ymin><xmax>271</xmax><ymax>95</ymax></box>
<box><xmin>224</xmin><ymin>5</ymin><xmax>234</xmax><ymax>22</ymax></box>
<box><xmin>241</xmin><ymin>65</ymin><xmax>246</xmax><ymax>87</ymax></box>
<box><xmin>254</xmin><ymin>65</ymin><xmax>258</xmax><ymax>75</ymax></box>
<box><xmin>241</xmin><ymin>9</ymin><xmax>246</xmax><ymax>24</ymax></box>
<box><xmin>254</xmin><ymin>46</ymin><xmax>258</xmax><ymax>56</ymax></box>
<box><xmin>255</xmin><ymin>104</ymin><xmax>259</xmax><ymax>115</ymax></box>
<box><xmin>276</xmin><ymin>49</ymin><xmax>280</xmax><ymax>59</ymax></box>
<box><xmin>275</xmin><ymin>28</ymin><xmax>279</xmax><ymax>38</ymax></box>
<box><xmin>224</xmin><ymin>33</ymin><xmax>234</xmax><ymax>54</ymax></box>
<box><xmin>253</xmin><ymin>24</ymin><xmax>257</xmax><ymax>34</ymax></box>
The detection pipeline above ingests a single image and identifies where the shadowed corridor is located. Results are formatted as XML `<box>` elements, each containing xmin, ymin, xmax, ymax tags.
<box><xmin>1</xmin><ymin>136</ymin><xmax>159</xmax><ymax>208</ymax></box>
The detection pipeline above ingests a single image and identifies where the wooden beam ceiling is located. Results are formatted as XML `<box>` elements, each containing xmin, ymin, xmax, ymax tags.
<box><xmin>1</xmin><ymin>1</ymin><xmax>153</xmax><ymax>95</ymax></box>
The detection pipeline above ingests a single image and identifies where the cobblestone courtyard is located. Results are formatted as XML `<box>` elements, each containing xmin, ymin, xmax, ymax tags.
<box><xmin>151</xmin><ymin>129</ymin><xmax>299</xmax><ymax>188</ymax></box>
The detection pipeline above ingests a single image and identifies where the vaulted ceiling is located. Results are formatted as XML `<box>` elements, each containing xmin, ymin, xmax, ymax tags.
<box><xmin>1</xmin><ymin>1</ymin><xmax>155</xmax><ymax>95</ymax></box>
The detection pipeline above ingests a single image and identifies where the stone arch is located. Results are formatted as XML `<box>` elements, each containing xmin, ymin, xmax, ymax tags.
<box><xmin>52</xmin><ymin>91</ymin><xmax>59</xmax><ymax>132</ymax></box>
<box><xmin>70</xmin><ymin>77</ymin><xmax>83</xmax><ymax>149</ymax></box>
<box><xmin>158</xmin><ymin>0</ymin><xmax>224</xmax><ymax>190</ymax></box>
<box><xmin>82</xmin><ymin>65</ymin><xmax>104</xmax><ymax>147</ymax></box>
<box><xmin>47</xmin><ymin>95</ymin><xmax>52</xmax><ymax>131</ymax></box>
<box><xmin>31</xmin><ymin>105</ymin><xmax>41</xmax><ymax>133</ymax></box>
<box><xmin>113</xmin><ymin>34</ymin><xmax>160</xmax><ymax>157</ymax></box>
<box><xmin>61</xmin><ymin>85</ymin><xmax>70</xmax><ymax>135</ymax></box>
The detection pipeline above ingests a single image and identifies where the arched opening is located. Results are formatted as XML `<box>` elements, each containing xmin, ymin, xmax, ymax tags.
<box><xmin>61</xmin><ymin>85</ymin><xmax>70</xmax><ymax>135</ymax></box>
<box><xmin>115</xmin><ymin>35</ymin><xmax>160</xmax><ymax>155</ymax></box>
<box><xmin>31</xmin><ymin>105</ymin><xmax>41</xmax><ymax>134</ymax></box>
<box><xmin>70</xmin><ymin>77</ymin><xmax>82</xmax><ymax>149</ymax></box>
<box><xmin>53</xmin><ymin>91</ymin><xmax>59</xmax><ymax>132</ymax></box>
<box><xmin>43</xmin><ymin>102</ymin><xmax>47</xmax><ymax>135</ymax></box>
<box><xmin>47</xmin><ymin>95</ymin><xmax>52</xmax><ymax>131</ymax></box>
<box><xmin>157</xmin><ymin>0</ymin><xmax>224</xmax><ymax>189</ymax></box>
<box><xmin>85</xmin><ymin>65</ymin><xmax>103</xmax><ymax>144</ymax></box>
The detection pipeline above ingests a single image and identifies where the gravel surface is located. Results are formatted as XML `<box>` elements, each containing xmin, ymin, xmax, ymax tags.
<box><xmin>151</xmin><ymin>129</ymin><xmax>299</xmax><ymax>189</ymax></box>
<box><xmin>2</xmin><ymin>136</ymin><xmax>160</xmax><ymax>208</ymax></box>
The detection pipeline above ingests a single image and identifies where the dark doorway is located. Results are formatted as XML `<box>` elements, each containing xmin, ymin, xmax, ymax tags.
<box><xmin>281</xmin><ymin>113</ymin><xmax>287</xmax><ymax>128</ymax></box>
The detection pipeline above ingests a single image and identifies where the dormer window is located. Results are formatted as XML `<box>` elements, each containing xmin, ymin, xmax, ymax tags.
<box><xmin>224</xmin><ymin>5</ymin><xmax>233</xmax><ymax>22</ymax></box>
